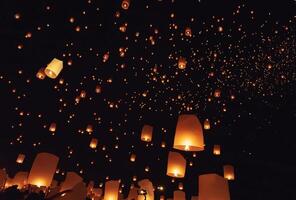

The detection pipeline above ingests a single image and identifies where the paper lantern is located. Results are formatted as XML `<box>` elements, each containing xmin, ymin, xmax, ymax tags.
<box><xmin>12</xmin><ymin>171</ymin><xmax>28</xmax><ymax>189</ymax></box>
<box><xmin>213</xmin><ymin>89</ymin><xmax>221</xmax><ymax>98</ymax></box>
<box><xmin>174</xmin><ymin>190</ymin><xmax>185</xmax><ymax>200</ymax></box>
<box><xmin>203</xmin><ymin>119</ymin><xmax>210</xmax><ymax>130</ymax></box>
<box><xmin>103</xmin><ymin>52</ymin><xmax>109</xmax><ymax>62</ymax></box>
<box><xmin>60</xmin><ymin>172</ymin><xmax>83</xmax><ymax>192</ymax></box>
<box><xmin>27</xmin><ymin>152</ymin><xmax>59</xmax><ymax>187</ymax></box>
<box><xmin>45</xmin><ymin>58</ymin><xmax>63</xmax><ymax>79</ymax></box>
<box><xmin>121</xmin><ymin>0</ymin><xmax>130</xmax><ymax>10</ymax></box>
<box><xmin>166</xmin><ymin>151</ymin><xmax>186</xmax><ymax>178</ymax></box>
<box><xmin>90</xmin><ymin>138</ymin><xmax>98</xmax><ymax>149</ymax></box>
<box><xmin>130</xmin><ymin>154</ymin><xmax>136</xmax><ymax>162</ymax></box>
<box><xmin>140</xmin><ymin>125</ymin><xmax>153</xmax><ymax>142</ymax></box>
<box><xmin>160</xmin><ymin>195</ymin><xmax>165</xmax><ymax>200</ymax></box>
<box><xmin>95</xmin><ymin>85</ymin><xmax>102</xmax><ymax>93</ymax></box>
<box><xmin>178</xmin><ymin>182</ymin><xmax>183</xmax><ymax>190</ymax></box>
<box><xmin>86</xmin><ymin>124</ymin><xmax>93</xmax><ymax>133</ymax></box>
<box><xmin>80</xmin><ymin>90</ymin><xmax>86</xmax><ymax>98</ymax></box>
<box><xmin>223</xmin><ymin>165</ymin><xmax>235</xmax><ymax>180</ymax></box>
<box><xmin>178</xmin><ymin>57</ymin><xmax>187</xmax><ymax>69</ymax></box>
<box><xmin>104</xmin><ymin>180</ymin><xmax>120</xmax><ymax>200</ymax></box>
<box><xmin>16</xmin><ymin>153</ymin><xmax>25</xmax><ymax>164</ymax></box>
<box><xmin>161</xmin><ymin>141</ymin><xmax>166</xmax><ymax>148</ymax></box>
<box><xmin>198</xmin><ymin>174</ymin><xmax>230</xmax><ymax>200</ymax></box>
<box><xmin>213</xmin><ymin>145</ymin><xmax>221</xmax><ymax>155</ymax></box>
<box><xmin>173</xmin><ymin>114</ymin><xmax>204</xmax><ymax>151</ymax></box>
<box><xmin>49</xmin><ymin>122</ymin><xmax>57</xmax><ymax>132</ymax></box>
<box><xmin>138</xmin><ymin>179</ymin><xmax>154</xmax><ymax>200</ymax></box>
<box><xmin>36</xmin><ymin>68</ymin><xmax>46</xmax><ymax>80</ymax></box>
<box><xmin>184</xmin><ymin>27</ymin><xmax>192</xmax><ymax>37</ymax></box>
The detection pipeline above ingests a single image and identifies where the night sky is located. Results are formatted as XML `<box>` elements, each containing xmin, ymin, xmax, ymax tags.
<box><xmin>1</xmin><ymin>0</ymin><xmax>296</xmax><ymax>199</ymax></box>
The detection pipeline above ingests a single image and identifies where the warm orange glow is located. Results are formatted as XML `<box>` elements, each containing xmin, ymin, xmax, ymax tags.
<box><xmin>49</xmin><ymin>123</ymin><xmax>56</xmax><ymax>132</ymax></box>
<box><xmin>16</xmin><ymin>154</ymin><xmax>25</xmax><ymax>164</ymax></box>
<box><xmin>45</xmin><ymin>58</ymin><xmax>63</xmax><ymax>79</ymax></box>
<box><xmin>214</xmin><ymin>89</ymin><xmax>221</xmax><ymax>98</ymax></box>
<box><xmin>166</xmin><ymin>151</ymin><xmax>186</xmax><ymax>178</ymax></box>
<box><xmin>104</xmin><ymin>180</ymin><xmax>120</xmax><ymax>200</ymax></box>
<box><xmin>130</xmin><ymin>154</ymin><xmax>136</xmax><ymax>162</ymax></box>
<box><xmin>184</xmin><ymin>27</ymin><xmax>192</xmax><ymax>37</ymax></box>
<box><xmin>203</xmin><ymin>119</ymin><xmax>211</xmax><ymax>130</ymax></box>
<box><xmin>223</xmin><ymin>165</ymin><xmax>235</xmax><ymax>180</ymax></box>
<box><xmin>121</xmin><ymin>0</ymin><xmax>130</xmax><ymax>10</ymax></box>
<box><xmin>140</xmin><ymin>125</ymin><xmax>153</xmax><ymax>142</ymax></box>
<box><xmin>213</xmin><ymin>145</ymin><xmax>221</xmax><ymax>155</ymax></box>
<box><xmin>178</xmin><ymin>57</ymin><xmax>187</xmax><ymax>69</ymax></box>
<box><xmin>90</xmin><ymin>138</ymin><xmax>98</xmax><ymax>149</ymax></box>
<box><xmin>199</xmin><ymin>174</ymin><xmax>230</xmax><ymax>200</ymax></box>
<box><xmin>174</xmin><ymin>190</ymin><xmax>186</xmax><ymax>200</ymax></box>
<box><xmin>36</xmin><ymin>68</ymin><xmax>46</xmax><ymax>80</ymax></box>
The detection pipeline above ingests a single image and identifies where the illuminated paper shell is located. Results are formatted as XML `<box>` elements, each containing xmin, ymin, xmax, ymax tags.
<box><xmin>45</xmin><ymin>58</ymin><xmax>63</xmax><ymax>79</ymax></box>
<box><xmin>138</xmin><ymin>179</ymin><xmax>154</xmax><ymax>200</ymax></box>
<box><xmin>174</xmin><ymin>190</ymin><xmax>185</xmax><ymax>200</ymax></box>
<box><xmin>16</xmin><ymin>153</ymin><xmax>25</xmax><ymax>164</ymax></box>
<box><xmin>121</xmin><ymin>0</ymin><xmax>130</xmax><ymax>10</ymax></box>
<box><xmin>90</xmin><ymin>138</ymin><xmax>98</xmax><ymax>149</ymax></box>
<box><xmin>140</xmin><ymin>125</ymin><xmax>153</xmax><ymax>142</ymax></box>
<box><xmin>213</xmin><ymin>145</ymin><xmax>221</xmax><ymax>155</ymax></box>
<box><xmin>223</xmin><ymin>165</ymin><xmax>235</xmax><ymax>180</ymax></box>
<box><xmin>166</xmin><ymin>151</ymin><xmax>186</xmax><ymax>178</ymax></box>
<box><xmin>104</xmin><ymin>180</ymin><xmax>120</xmax><ymax>200</ymax></box>
<box><xmin>60</xmin><ymin>172</ymin><xmax>83</xmax><ymax>192</ymax></box>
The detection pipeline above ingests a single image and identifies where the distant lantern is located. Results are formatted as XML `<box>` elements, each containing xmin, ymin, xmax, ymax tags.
<box><xmin>161</xmin><ymin>141</ymin><xmax>166</xmax><ymax>148</ymax></box>
<box><xmin>213</xmin><ymin>89</ymin><xmax>221</xmax><ymax>98</ymax></box>
<box><xmin>104</xmin><ymin>180</ymin><xmax>120</xmax><ymax>200</ymax></box>
<box><xmin>223</xmin><ymin>165</ymin><xmax>235</xmax><ymax>180</ymax></box>
<box><xmin>121</xmin><ymin>0</ymin><xmax>130</xmax><ymax>10</ymax></box>
<box><xmin>27</xmin><ymin>152</ymin><xmax>59</xmax><ymax>187</ymax></box>
<box><xmin>49</xmin><ymin>123</ymin><xmax>57</xmax><ymax>132</ymax></box>
<box><xmin>184</xmin><ymin>27</ymin><xmax>192</xmax><ymax>37</ymax></box>
<box><xmin>140</xmin><ymin>125</ymin><xmax>153</xmax><ymax>142</ymax></box>
<box><xmin>80</xmin><ymin>90</ymin><xmax>86</xmax><ymax>98</ymax></box>
<box><xmin>160</xmin><ymin>195</ymin><xmax>165</xmax><ymax>200</ymax></box>
<box><xmin>198</xmin><ymin>174</ymin><xmax>230</xmax><ymax>200</ymax></box>
<box><xmin>130</xmin><ymin>154</ymin><xmax>136</xmax><ymax>162</ymax></box>
<box><xmin>16</xmin><ymin>154</ymin><xmax>25</xmax><ymax>164</ymax></box>
<box><xmin>213</xmin><ymin>145</ymin><xmax>221</xmax><ymax>155</ymax></box>
<box><xmin>203</xmin><ymin>119</ymin><xmax>210</xmax><ymax>130</ymax></box>
<box><xmin>174</xmin><ymin>190</ymin><xmax>185</xmax><ymax>200</ymax></box>
<box><xmin>44</xmin><ymin>58</ymin><xmax>63</xmax><ymax>79</ymax></box>
<box><xmin>178</xmin><ymin>182</ymin><xmax>183</xmax><ymax>190</ymax></box>
<box><xmin>90</xmin><ymin>138</ymin><xmax>98</xmax><ymax>149</ymax></box>
<box><xmin>60</xmin><ymin>172</ymin><xmax>83</xmax><ymax>192</ymax></box>
<box><xmin>178</xmin><ymin>57</ymin><xmax>187</xmax><ymax>69</ymax></box>
<box><xmin>166</xmin><ymin>151</ymin><xmax>186</xmax><ymax>178</ymax></box>
<box><xmin>36</xmin><ymin>68</ymin><xmax>46</xmax><ymax>80</ymax></box>
<box><xmin>173</xmin><ymin>114</ymin><xmax>204</xmax><ymax>151</ymax></box>
<box><xmin>95</xmin><ymin>85</ymin><xmax>102</xmax><ymax>93</ymax></box>
<box><xmin>86</xmin><ymin>124</ymin><xmax>93</xmax><ymax>133</ymax></box>
<box><xmin>103</xmin><ymin>52</ymin><xmax>110</xmax><ymax>62</ymax></box>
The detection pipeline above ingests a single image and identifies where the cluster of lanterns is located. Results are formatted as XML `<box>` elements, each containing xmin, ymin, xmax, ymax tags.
<box><xmin>36</xmin><ymin>58</ymin><xmax>63</xmax><ymax>80</ymax></box>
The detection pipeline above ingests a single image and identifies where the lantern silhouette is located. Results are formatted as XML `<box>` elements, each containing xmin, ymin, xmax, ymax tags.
<box><xmin>213</xmin><ymin>89</ymin><xmax>221</xmax><ymax>98</ymax></box>
<box><xmin>203</xmin><ymin>119</ymin><xmax>210</xmax><ymax>130</ymax></box>
<box><xmin>60</xmin><ymin>172</ymin><xmax>83</xmax><ymax>192</ymax></box>
<box><xmin>104</xmin><ymin>180</ymin><xmax>120</xmax><ymax>200</ymax></box>
<box><xmin>138</xmin><ymin>179</ymin><xmax>154</xmax><ymax>200</ymax></box>
<box><xmin>90</xmin><ymin>138</ymin><xmax>98</xmax><ymax>149</ymax></box>
<box><xmin>80</xmin><ymin>90</ymin><xmax>86</xmax><ymax>98</ymax></box>
<box><xmin>121</xmin><ymin>0</ymin><xmax>130</xmax><ymax>10</ymax></box>
<box><xmin>16</xmin><ymin>154</ymin><xmax>25</xmax><ymax>164</ymax></box>
<box><xmin>174</xmin><ymin>190</ymin><xmax>185</xmax><ymax>200</ymax></box>
<box><xmin>198</xmin><ymin>174</ymin><xmax>230</xmax><ymax>200</ymax></box>
<box><xmin>213</xmin><ymin>145</ymin><xmax>221</xmax><ymax>155</ymax></box>
<box><xmin>223</xmin><ymin>165</ymin><xmax>235</xmax><ymax>180</ymax></box>
<box><xmin>173</xmin><ymin>114</ymin><xmax>204</xmax><ymax>151</ymax></box>
<box><xmin>160</xmin><ymin>195</ymin><xmax>165</xmax><ymax>200</ymax></box>
<box><xmin>36</xmin><ymin>68</ymin><xmax>46</xmax><ymax>80</ymax></box>
<box><xmin>178</xmin><ymin>57</ymin><xmax>187</xmax><ymax>69</ymax></box>
<box><xmin>27</xmin><ymin>152</ymin><xmax>59</xmax><ymax>187</ymax></box>
<box><xmin>130</xmin><ymin>154</ymin><xmax>136</xmax><ymax>162</ymax></box>
<box><xmin>45</xmin><ymin>58</ymin><xmax>63</xmax><ymax>79</ymax></box>
<box><xmin>184</xmin><ymin>27</ymin><xmax>192</xmax><ymax>37</ymax></box>
<box><xmin>49</xmin><ymin>123</ymin><xmax>56</xmax><ymax>132</ymax></box>
<box><xmin>166</xmin><ymin>151</ymin><xmax>186</xmax><ymax>178</ymax></box>
<box><xmin>140</xmin><ymin>125</ymin><xmax>153</xmax><ymax>142</ymax></box>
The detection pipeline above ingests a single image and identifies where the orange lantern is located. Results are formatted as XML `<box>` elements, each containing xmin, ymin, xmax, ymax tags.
<box><xmin>174</xmin><ymin>190</ymin><xmax>186</xmax><ymax>200</ymax></box>
<box><xmin>36</xmin><ymin>68</ymin><xmax>46</xmax><ymax>80</ymax></box>
<box><xmin>60</xmin><ymin>172</ymin><xmax>83</xmax><ymax>192</ymax></box>
<box><xmin>130</xmin><ymin>154</ymin><xmax>136</xmax><ymax>162</ymax></box>
<box><xmin>214</xmin><ymin>89</ymin><xmax>221</xmax><ymax>98</ymax></box>
<box><xmin>198</xmin><ymin>174</ymin><xmax>230</xmax><ymax>200</ymax></box>
<box><xmin>140</xmin><ymin>125</ymin><xmax>153</xmax><ymax>142</ymax></box>
<box><xmin>203</xmin><ymin>119</ymin><xmax>210</xmax><ymax>130</ymax></box>
<box><xmin>213</xmin><ymin>145</ymin><xmax>221</xmax><ymax>155</ymax></box>
<box><xmin>178</xmin><ymin>182</ymin><xmax>183</xmax><ymax>190</ymax></box>
<box><xmin>161</xmin><ymin>141</ymin><xmax>166</xmax><ymax>148</ymax></box>
<box><xmin>86</xmin><ymin>124</ymin><xmax>93</xmax><ymax>133</ymax></box>
<box><xmin>16</xmin><ymin>154</ymin><xmax>25</xmax><ymax>164</ymax></box>
<box><xmin>49</xmin><ymin>123</ymin><xmax>56</xmax><ymax>132</ymax></box>
<box><xmin>138</xmin><ymin>179</ymin><xmax>154</xmax><ymax>200</ymax></box>
<box><xmin>90</xmin><ymin>138</ymin><xmax>98</xmax><ymax>149</ymax></box>
<box><xmin>11</xmin><ymin>171</ymin><xmax>28</xmax><ymax>189</ymax></box>
<box><xmin>80</xmin><ymin>90</ymin><xmax>86</xmax><ymax>98</ymax></box>
<box><xmin>173</xmin><ymin>114</ymin><xmax>204</xmax><ymax>151</ymax></box>
<box><xmin>27</xmin><ymin>152</ymin><xmax>59</xmax><ymax>187</ymax></box>
<box><xmin>178</xmin><ymin>57</ymin><xmax>187</xmax><ymax>69</ymax></box>
<box><xmin>223</xmin><ymin>165</ymin><xmax>235</xmax><ymax>180</ymax></box>
<box><xmin>184</xmin><ymin>27</ymin><xmax>192</xmax><ymax>37</ymax></box>
<box><xmin>104</xmin><ymin>180</ymin><xmax>120</xmax><ymax>200</ymax></box>
<box><xmin>44</xmin><ymin>58</ymin><xmax>63</xmax><ymax>79</ymax></box>
<box><xmin>166</xmin><ymin>151</ymin><xmax>186</xmax><ymax>178</ymax></box>
<box><xmin>95</xmin><ymin>85</ymin><xmax>102</xmax><ymax>93</ymax></box>
<box><xmin>103</xmin><ymin>52</ymin><xmax>110</xmax><ymax>62</ymax></box>
<box><xmin>121</xmin><ymin>0</ymin><xmax>130</xmax><ymax>10</ymax></box>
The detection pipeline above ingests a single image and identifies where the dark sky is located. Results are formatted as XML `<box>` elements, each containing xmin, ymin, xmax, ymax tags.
<box><xmin>0</xmin><ymin>0</ymin><xmax>296</xmax><ymax>199</ymax></box>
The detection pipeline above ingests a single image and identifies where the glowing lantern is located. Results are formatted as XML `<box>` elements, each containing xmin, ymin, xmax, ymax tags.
<box><xmin>80</xmin><ymin>90</ymin><xmax>86</xmax><ymax>98</ymax></box>
<box><xmin>130</xmin><ymin>154</ymin><xmax>136</xmax><ymax>162</ymax></box>
<box><xmin>90</xmin><ymin>138</ymin><xmax>98</xmax><ymax>149</ymax></box>
<box><xmin>103</xmin><ymin>52</ymin><xmax>110</xmax><ymax>62</ymax></box>
<box><xmin>161</xmin><ymin>141</ymin><xmax>166</xmax><ymax>148</ymax></box>
<box><xmin>184</xmin><ymin>27</ymin><xmax>192</xmax><ymax>37</ymax></box>
<box><xmin>95</xmin><ymin>85</ymin><xmax>102</xmax><ymax>93</ymax></box>
<box><xmin>223</xmin><ymin>165</ymin><xmax>235</xmax><ymax>180</ymax></box>
<box><xmin>178</xmin><ymin>57</ymin><xmax>187</xmax><ymax>69</ymax></box>
<box><xmin>160</xmin><ymin>195</ymin><xmax>165</xmax><ymax>200</ymax></box>
<box><xmin>198</xmin><ymin>174</ymin><xmax>230</xmax><ymax>200</ymax></box>
<box><xmin>173</xmin><ymin>114</ymin><xmax>204</xmax><ymax>151</ymax></box>
<box><xmin>174</xmin><ymin>190</ymin><xmax>185</xmax><ymax>200</ymax></box>
<box><xmin>49</xmin><ymin>123</ymin><xmax>56</xmax><ymax>132</ymax></box>
<box><xmin>213</xmin><ymin>145</ymin><xmax>221</xmax><ymax>155</ymax></box>
<box><xmin>27</xmin><ymin>152</ymin><xmax>59</xmax><ymax>187</ymax></box>
<box><xmin>104</xmin><ymin>180</ymin><xmax>120</xmax><ymax>200</ymax></box>
<box><xmin>203</xmin><ymin>119</ymin><xmax>210</xmax><ymax>130</ymax></box>
<box><xmin>166</xmin><ymin>151</ymin><xmax>186</xmax><ymax>178</ymax></box>
<box><xmin>140</xmin><ymin>125</ymin><xmax>153</xmax><ymax>142</ymax></box>
<box><xmin>138</xmin><ymin>179</ymin><xmax>154</xmax><ymax>200</ymax></box>
<box><xmin>11</xmin><ymin>172</ymin><xmax>28</xmax><ymax>189</ymax></box>
<box><xmin>60</xmin><ymin>172</ymin><xmax>83</xmax><ymax>192</ymax></box>
<box><xmin>45</xmin><ymin>58</ymin><xmax>63</xmax><ymax>79</ymax></box>
<box><xmin>178</xmin><ymin>182</ymin><xmax>183</xmax><ymax>190</ymax></box>
<box><xmin>36</xmin><ymin>68</ymin><xmax>46</xmax><ymax>80</ymax></box>
<box><xmin>121</xmin><ymin>0</ymin><xmax>130</xmax><ymax>10</ymax></box>
<box><xmin>16</xmin><ymin>153</ymin><xmax>25</xmax><ymax>164</ymax></box>
<box><xmin>86</xmin><ymin>124</ymin><xmax>93</xmax><ymax>133</ymax></box>
<box><xmin>213</xmin><ymin>89</ymin><xmax>221</xmax><ymax>98</ymax></box>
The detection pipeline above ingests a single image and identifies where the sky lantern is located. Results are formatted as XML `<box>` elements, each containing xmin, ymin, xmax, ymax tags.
<box><xmin>198</xmin><ymin>174</ymin><xmax>230</xmax><ymax>200</ymax></box>
<box><xmin>36</xmin><ymin>68</ymin><xmax>46</xmax><ymax>80</ymax></box>
<box><xmin>178</xmin><ymin>182</ymin><xmax>183</xmax><ymax>190</ymax></box>
<box><xmin>16</xmin><ymin>153</ymin><xmax>25</xmax><ymax>164</ymax></box>
<box><xmin>203</xmin><ymin>119</ymin><xmax>210</xmax><ymax>130</ymax></box>
<box><xmin>90</xmin><ymin>138</ymin><xmax>98</xmax><ymax>149</ymax></box>
<box><xmin>140</xmin><ymin>125</ymin><xmax>153</xmax><ymax>142</ymax></box>
<box><xmin>121</xmin><ymin>0</ymin><xmax>130</xmax><ymax>10</ymax></box>
<box><xmin>213</xmin><ymin>145</ymin><xmax>221</xmax><ymax>155</ymax></box>
<box><xmin>178</xmin><ymin>57</ymin><xmax>187</xmax><ymax>69</ymax></box>
<box><xmin>44</xmin><ymin>58</ymin><xmax>63</xmax><ymax>79</ymax></box>
<box><xmin>49</xmin><ymin>122</ymin><xmax>57</xmax><ymax>132</ymax></box>
<box><xmin>223</xmin><ymin>165</ymin><xmax>235</xmax><ymax>180</ymax></box>
<box><xmin>173</xmin><ymin>114</ymin><xmax>205</xmax><ymax>151</ymax></box>
<box><xmin>60</xmin><ymin>172</ymin><xmax>83</xmax><ymax>192</ymax></box>
<box><xmin>86</xmin><ymin>124</ymin><xmax>93</xmax><ymax>133</ymax></box>
<box><xmin>11</xmin><ymin>171</ymin><xmax>28</xmax><ymax>189</ymax></box>
<box><xmin>213</xmin><ymin>89</ymin><xmax>221</xmax><ymax>98</ymax></box>
<box><xmin>161</xmin><ymin>141</ymin><xmax>166</xmax><ymax>148</ymax></box>
<box><xmin>27</xmin><ymin>152</ymin><xmax>59</xmax><ymax>187</ymax></box>
<box><xmin>166</xmin><ymin>151</ymin><xmax>186</xmax><ymax>178</ymax></box>
<box><xmin>104</xmin><ymin>180</ymin><xmax>120</xmax><ymax>200</ymax></box>
<box><xmin>103</xmin><ymin>52</ymin><xmax>109</xmax><ymax>62</ymax></box>
<box><xmin>184</xmin><ymin>27</ymin><xmax>192</xmax><ymax>37</ymax></box>
<box><xmin>95</xmin><ymin>85</ymin><xmax>102</xmax><ymax>93</ymax></box>
<box><xmin>138</xmin><ymin>179</ymin><xmax>154</xmax><ymax>200</ymax></box>
<box><xmin>174</xmin><ymin>190</ymin><xmax>185</xmax><ymax>200</ymax></box>
<box><xmin>130</xmin><ymin>153</ymin><xmax>136</xmax><ymax>162</ymax></box>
